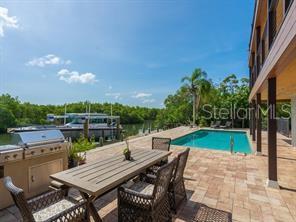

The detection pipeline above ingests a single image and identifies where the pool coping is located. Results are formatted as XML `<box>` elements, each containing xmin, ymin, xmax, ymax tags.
<box><xmin>171</xmin><ymin>127</ymin><xmax>254</xmax><ymax>155</ymax></box>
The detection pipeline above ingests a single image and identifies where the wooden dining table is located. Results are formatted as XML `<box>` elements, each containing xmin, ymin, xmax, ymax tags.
<box><xmin>50</xmin><ymin>148</ymin><xmax>171</xmax><ymax>222</ymax></box>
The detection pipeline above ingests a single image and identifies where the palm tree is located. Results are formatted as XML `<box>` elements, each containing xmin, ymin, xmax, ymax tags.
<box><xmin>181</xmin><ymin>68</ymin><xmax>211</xmax><ymax>126</ymax></box>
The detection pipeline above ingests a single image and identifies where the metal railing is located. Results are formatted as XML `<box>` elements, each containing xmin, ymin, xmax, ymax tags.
<box><xmin>277</xmin><ymin>118</ymin><xmax>290</xmax><ymax>137</ymax></box>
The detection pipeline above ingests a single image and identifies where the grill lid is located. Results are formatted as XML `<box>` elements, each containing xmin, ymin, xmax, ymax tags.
<box><xmin>12</xmin><ymin>130</ymin><xmax>65</xmax><ymax>147</ymax></box>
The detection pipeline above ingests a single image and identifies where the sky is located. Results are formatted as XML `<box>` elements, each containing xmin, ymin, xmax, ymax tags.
<box><xmin>0</xmin><ymin>0</ymin><xmax>255</xmax><ymax>108</ymax></box>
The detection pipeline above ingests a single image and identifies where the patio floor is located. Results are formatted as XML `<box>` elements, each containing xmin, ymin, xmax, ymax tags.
<box><xmin>1</xmin><ymin>126</ymin><xmax>296</xmax><ymax>222</ymax></box>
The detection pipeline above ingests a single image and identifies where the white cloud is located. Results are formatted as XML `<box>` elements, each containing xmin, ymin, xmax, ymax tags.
<box><xmin>142</xmin><ymin>99</ymin><xmax>155</xmax><ymax>104</ymax></box>
<box><xmin>57</xmin><ymin>69</ymin><xmax>97</xmax><ymax>84</ymax></box>
<box><xmin>26</xmin><ymin>54</ymin><xmax>72</xmax><ymax>67</ymax></box>
<box><xmin>132</xmin><ymin>92</ymin><xmax>152</xmax><ymax>99</ymax></box>
<box><xmin>132</xmin><ymin>92</ymin><xmax>155</xmax><ymax>104</ymax></box>
<box><xmin>105</xmin><ymin>92</ymin><xmax>121</xmax><ymax>100</ymax></box>
<box><xmin>65</xmin><ymin>60</ymin><xmax>72</xmax><ymax>65</ymax></box>
<box><xmin>0</xmin><ymin>7</ymin><xmax>19</xmax><ymax>37</ymax></box>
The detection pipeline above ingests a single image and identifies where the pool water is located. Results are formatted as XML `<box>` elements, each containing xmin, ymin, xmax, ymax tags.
<box><xmin>172</xmin><ymin>130</ymin><xmax>252</xmax><ymax>154</ymax></box>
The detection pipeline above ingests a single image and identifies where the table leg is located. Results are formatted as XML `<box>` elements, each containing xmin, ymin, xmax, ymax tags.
<box><xmin>80</xmin><ymin>191</ymin><xmax>102</xmax><ymax>222</ymax></box>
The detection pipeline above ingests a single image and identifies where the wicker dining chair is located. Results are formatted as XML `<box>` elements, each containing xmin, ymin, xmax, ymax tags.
<box><xmin>147</xmin><ymin>137</ymin><xmax>172</xmax><ymax>174</ymax></box>
<box><xmin>142</xmin><ymin>148</ymin><xmax>190</xmax><ymax>213</ymax></box>
<box><xmin>118</xmin><ymin>158</ymin><xmax>177</xmax><ymax>222</ymax></box>
<box><xmin>168</xmin><ymin>148</ymin><xmax>190</xmax><ymax>213</ymax></box>
<box><xmin>152</xmin><ymin>137</ymin><xmax>171</xmax><ymax>151</ymax></box>
<box><xmin>4</xmin><ymin>177</ymin><xmax>87</xmax><ymax>222</ymax></box>
<box><xmin>192</xmin><ymin>204</ymin><xmax>232</xmax><ymax>222</ymax></box>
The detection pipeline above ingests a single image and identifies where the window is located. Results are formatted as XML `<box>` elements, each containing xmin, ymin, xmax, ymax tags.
<box><xmin>268</xmin><ymin>9</ymin><xmax>276</xmax><ymax>48</ymax></box>
<box><xmin>256</xmin><ymin>55</ymin><xmax>261</xmax><ymax>77</ymax></box>
<box><xmin>285</xmin><ymin>0</ymin><xmax>293</xmax><ymax>13</ymax></box>
<box><xmin>0</xmin><ymin>166</ymin><xmax>4</xmax><ymax>178</ymax></box>
<box><xmin>262</xmin><ymin>40</ymin><xmax>265</xmax><ymax>63</ymax></box>
<box><xmin>256</xmin><ymin>26</ymin><xmax>261</xmax><ymax>50</ymax></box>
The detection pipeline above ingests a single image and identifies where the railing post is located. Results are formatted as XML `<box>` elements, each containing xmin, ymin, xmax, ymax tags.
<box><xmin>291</xmin><ymin>96</ymin><xmax>296</xmax><ymax>146</ymax></box>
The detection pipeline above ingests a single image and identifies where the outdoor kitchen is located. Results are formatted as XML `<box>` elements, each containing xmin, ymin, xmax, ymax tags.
<box><xmin>0</xmin><ymin>130</ymin><xmax>69</xmax><ymax>209</ymax></box>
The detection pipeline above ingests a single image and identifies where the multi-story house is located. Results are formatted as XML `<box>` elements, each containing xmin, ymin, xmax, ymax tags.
<box><xmin>249</xmin><ymin>0</ymin><xmax>295</xmax><ymax>188</ymax></box>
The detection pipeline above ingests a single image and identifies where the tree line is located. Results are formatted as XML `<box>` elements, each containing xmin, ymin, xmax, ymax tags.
<box><xmin>0</xmin><ymin>94</ymin><xmax>160</xmax><ymax>133</ymax></box>
<box><xmin>155</xmin><ymin>68</ymin><xmax>250</xmax><ymax>128</ymax></box>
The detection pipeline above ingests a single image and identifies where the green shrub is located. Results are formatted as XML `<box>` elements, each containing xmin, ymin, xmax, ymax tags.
<box><xmin>199</xmin><ymin>116</ymin><xmax>208</xmax><ymax>127</ymax></box>
<box><xmin>72</xmin><ymin>134</ymin><xmax>96</xmax><ymax>152</ymax></box>
<box><xmin>0</xmin><ymin>105</ymin><xmax>16</xmax><ymax>133</ymax></box>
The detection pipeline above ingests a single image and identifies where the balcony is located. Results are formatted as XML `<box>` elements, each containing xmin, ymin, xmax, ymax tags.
<box><xmin>249</xmin><ymin>0</ymin><xmax>294</xmax><ymax>89</ymax></box>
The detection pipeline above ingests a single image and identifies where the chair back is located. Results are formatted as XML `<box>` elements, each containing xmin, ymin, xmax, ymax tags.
<box><xmin>152</xmin><ymin>137</ymin><xmax>171</xmax><ymax>151</ymax></box>
<box><xmin>4</xmin><ymin>177</ymin><xmax>35</xmax><ymax>222</ymax></box>
<box><xmin>152</xmin><ymin>158</ymin><xmax>177</xmax><ymax>204</ymax></box>
<box><xmin>173</xmin><ymin>148</ymin><xmax>190</xmax><ymax>183</ymax></box>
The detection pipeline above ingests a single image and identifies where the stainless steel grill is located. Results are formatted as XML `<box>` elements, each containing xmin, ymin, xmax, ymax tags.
<box><xmin>12</xmin><ymin>129</ymin><xmax>65</xmax><ymax>147</ymax></box>
<box><xmin>0</xmin><ymin>130</ymin><xmax>67</xmax><ymax>163</ymax></box>
<box><xmin>0</xmin><ymin>130</ymin><xmax>69</xmax><ymax>209</ymax></box>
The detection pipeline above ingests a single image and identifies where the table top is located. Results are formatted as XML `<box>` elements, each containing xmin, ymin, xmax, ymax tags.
<box><xmin>50</xmin><ymin>149</ymin><xmax>171</xmax><ymax>197</ymax></box>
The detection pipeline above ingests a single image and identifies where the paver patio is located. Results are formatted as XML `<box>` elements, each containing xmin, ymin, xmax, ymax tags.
<box><xmin>1</xmin><ymin>126</ymin><xmax>296</xmax><ymax>222</ymax></box>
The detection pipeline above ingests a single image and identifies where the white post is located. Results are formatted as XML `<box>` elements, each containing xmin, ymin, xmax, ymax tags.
<box><xmin>111</xmin><ymin>103</ymin><xmax>113</xmax><ymax>139</ymax></box>
<box><xmin>88</xmin><ymin>103</ymin><xmax>90</xmax><ymax>131</ymax></box>
<box><xmin>64</xmin><ymin>104</ymin><xmax>67</xmax><ymax>125</ymax></box>
<box><xmin>291</xmin><ymin>96</ymin><xmax>296</xmax><ymax>147</ymax></box>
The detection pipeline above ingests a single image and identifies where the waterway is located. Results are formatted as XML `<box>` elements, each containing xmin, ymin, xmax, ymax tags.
<box><xmin>0</xmin><ymin>121</ymin><xmax>156</xmax><ymax>145</ymax></box>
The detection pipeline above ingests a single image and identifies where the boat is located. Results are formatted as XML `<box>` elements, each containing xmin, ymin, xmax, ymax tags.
<box><xmin>7</xmin><ymin>113</ymin><xmax>122</xmax><ymax>141</ymax></box>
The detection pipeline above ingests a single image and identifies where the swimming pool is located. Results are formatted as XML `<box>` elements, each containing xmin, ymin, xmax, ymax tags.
<box><xmin>171</xmin><ymin>129</ymin><xmax>252</xmax><ymax>154</ymax></box>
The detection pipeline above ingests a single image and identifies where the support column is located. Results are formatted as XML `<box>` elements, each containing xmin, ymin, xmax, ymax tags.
<box><xmin>252</xmin><ymin>100</ymin><xmax>256</xmax><ymax>141</ymax></box>
<box><xmin>250</xmin><ymin>103</ymin><xmax>253</xmax><ymax>136</ymax></box>
<box><xmin>256</xmin><ymin>93</ymin><xmax>262</xmax><ymax>155</ymax></box>
<box><xmin>266</xmin><ymin>77</ymin><xmax>279</xmax><ymax>189</ymax></box>
<box><xmin>291</xmin><ymin>96</ymin><xmax>296</xmax><ymax>147</ymax></box>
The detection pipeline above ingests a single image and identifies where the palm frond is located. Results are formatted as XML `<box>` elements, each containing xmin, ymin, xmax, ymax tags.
<box><xmin>191</xmin><ymin>68</ymin><xmax>207</xmax><ymax>82</ymax></box>
<box><xmin>181</xmin><ymin>76</ymin><xmax>191</xmax><ymax>83</ymax></box>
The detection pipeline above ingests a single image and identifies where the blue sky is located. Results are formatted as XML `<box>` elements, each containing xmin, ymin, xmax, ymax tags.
<box><xmin>0</xmin><ymin>0</ymin><xmax>254</xmax><ymax>108</ymax></box>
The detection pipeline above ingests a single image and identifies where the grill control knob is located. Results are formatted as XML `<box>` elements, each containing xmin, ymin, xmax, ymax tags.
<box><xmin>5</xmin><ymin>155</ymin><xmax>10</xmax><ymax>160</ymax></box>
<box><xmin>41</xmin><ymin>149</ymin><xmax>44</xmax><ymax>153</ymax></box>
<box><xmin>13</xmin><ymin>154</ymin><xmax>18</xmax><ymax>158</ymax></box>
<box><xmin>54</xmin><ymin>147</ymin><xmax>57</xmax><ymax>150</ymax></box>
<box><xmin>31</xmin><ymin>151</ymin><xmax>35</xmax><ymax>155</ymax></box>
<box><xmin>50</xmin><ymin>148</ymin><xmax>53</xmax><ymax>151</ymax></box>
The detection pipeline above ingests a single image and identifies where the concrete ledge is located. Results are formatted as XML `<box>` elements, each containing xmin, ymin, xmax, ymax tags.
<box><xmin>255</xmin><ymin>151</ymin><xmax>262</xmax><ymax>156</ymax></box>
<box><xmin>266</xmin><ymin>179</ymin><xmax>280</xmax><ymax>189</ymax></box>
